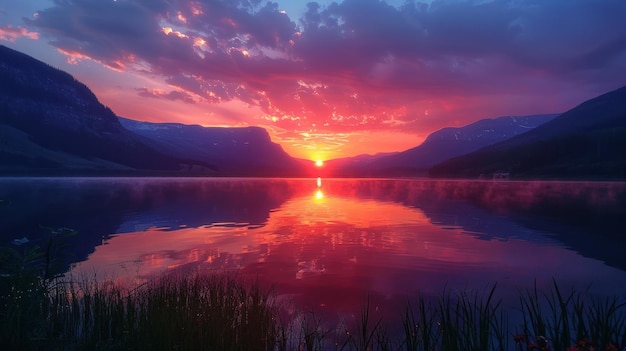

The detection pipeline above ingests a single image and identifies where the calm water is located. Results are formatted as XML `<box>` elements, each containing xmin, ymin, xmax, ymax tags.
<box><xmin>2</xmin><ymin>177</ymin><xmax>626</xmax><ymax>324</ymax></box>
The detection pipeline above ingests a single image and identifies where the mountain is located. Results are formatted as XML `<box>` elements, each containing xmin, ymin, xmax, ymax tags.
<box><xmin>324</xmin><ymin>114</ymin><xmax>556</xmax><ymax>177</ymax></box>
<box><xmin>0</xmin><ymin>44</ymin><xmax>206</xmax><ymax>175</ymax></box>
<box><xmin>429</xmin><ymin>85</ymin><xmax>626</xmax><ymax>179</ymax></box>
<box><xmin>118</xmin><ymin>118</ymin><xmax>307</xmax><ymax>176</ymax></box>
<box><xmin>0</xmin><ymin>45</ymin><xmax>304</xmax><ymax>176</ymax></box>
<box><xmin>322</xmin><ymin>152</ymin><xmax>399</xmax><ymax>176</ymax></box>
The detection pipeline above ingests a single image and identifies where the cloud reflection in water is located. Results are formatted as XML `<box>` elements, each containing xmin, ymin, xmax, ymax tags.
<box><xmin>67</xmin><ymin>178</ymin><xmax>626</xmax><ymax>321</ymax></box>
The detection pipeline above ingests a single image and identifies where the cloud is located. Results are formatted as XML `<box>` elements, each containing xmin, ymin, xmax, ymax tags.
<box><xmin>22</xmin><ymin>0</ymin><xmax>626</xmax><ymax>145</ymax></box>
<box><xmin>0</xmin><ymin>25</ymin><xmax>39</xmax><ymax>42</ymax></box>
<box><xmin>136</xmin><ymin>87</ymin><xmax>197</xmax><ymax>104</ymax></box>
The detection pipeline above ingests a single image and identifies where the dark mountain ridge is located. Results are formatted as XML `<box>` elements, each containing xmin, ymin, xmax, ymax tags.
<box><xmin>0</xmin><ymin>44</ymin><xmax>198</xmax><ymax>174</ymax></box>
<box><xmin>118</xmin><ymin>118</ymin><xmax>307</xmax><ymax>176</ymax></box>
<box><xmin>325</xmin><ymin>114</ymin><xmax>556</xmax><ymax>177</ymax></box>
<box><xmin>0</xmin><ymin>45</ymin><xmax>305</xmax><ymax>176</ymax></box>
<box><xmin>430</xmin><ymin>85</ymin><xmax>626</xmax><ymax>179</ymax></box>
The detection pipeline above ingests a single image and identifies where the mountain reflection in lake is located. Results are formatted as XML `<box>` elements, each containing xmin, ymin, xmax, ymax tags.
<box><xmin>1</xmin><ymin>177</ymin><xmax>626</xmax><ymax>321</ymax></box>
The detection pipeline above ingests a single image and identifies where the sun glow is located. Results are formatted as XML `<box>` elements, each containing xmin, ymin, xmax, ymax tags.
<box><xmin>315</xmin><ymin>189</ymin><xmax>324</xmax><ymax>200</ymax></box>
<box><xmin>315</xmin><ymin>160</ymin><xmax>324</xmax><ymax>167</ymax></box>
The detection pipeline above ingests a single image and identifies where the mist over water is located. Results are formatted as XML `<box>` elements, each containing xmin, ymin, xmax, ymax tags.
<box><xmin>1</xmin><ymin>177</ymin><xmax>626</xmax><ymax>325</ymax></box>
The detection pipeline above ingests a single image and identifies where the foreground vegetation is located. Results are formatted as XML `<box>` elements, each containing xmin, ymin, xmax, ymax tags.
<box><xmin>1</xmin><ymin>240</ymin><xmax>625</xmax><ymax>350</ymax></box>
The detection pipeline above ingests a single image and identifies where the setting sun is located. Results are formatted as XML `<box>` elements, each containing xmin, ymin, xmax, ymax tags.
<box><xmin>315</xmin><ymin>160</ymin><xmax>324</xmax><ymax>167</ymax></box>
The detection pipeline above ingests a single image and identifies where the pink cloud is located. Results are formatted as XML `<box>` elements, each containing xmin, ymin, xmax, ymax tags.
<box><xmin>136</xmin><ymin>87</ymin><xmax>197</xmax><ymax>104</ymax></box>
<box><xmin>0</xmin><ymin>25</ymin><xmax>39</xmax><ymax>42</ymax></box>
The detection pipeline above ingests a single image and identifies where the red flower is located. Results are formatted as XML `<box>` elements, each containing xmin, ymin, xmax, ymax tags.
<box><xmin>605</xmin><ymin>343</ymin><xmax>618</xmax><ymax>351</ymax></box>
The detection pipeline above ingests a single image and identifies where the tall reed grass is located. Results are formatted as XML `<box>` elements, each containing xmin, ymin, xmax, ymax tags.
<box><xmin>515</xmin><ymin>280</ymin><xmax>626</xmax><ymax>351</ymax></box>
<box><xmin>2</xmin><ymin>240</ymin><xmax>625</xmax><ymax>350</ymax></box>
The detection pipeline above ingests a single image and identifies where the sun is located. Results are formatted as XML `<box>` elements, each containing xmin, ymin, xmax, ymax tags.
<box><xmin>315</xmin><ymin>160</ymin><xmax>324</xmax><ymax>167</ymax></box>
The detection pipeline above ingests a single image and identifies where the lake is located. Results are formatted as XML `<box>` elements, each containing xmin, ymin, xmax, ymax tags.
<box><xmin>1</xmin><ymin>177</ymin><xmax>626</xmax><ymax>329</ymax></box>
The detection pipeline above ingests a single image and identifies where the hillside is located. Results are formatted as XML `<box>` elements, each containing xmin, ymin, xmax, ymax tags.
<box><xmin>429</xmin><ymin>85</ymin><xmax>626</xmax><ymax>179</ymax></box>
<box><xmin>325</xmin><ymin>114</ymin><xmax>556</xmax><ymax>177</ymax></box>
<box><xmin>0</xmin><ymin>45</ymin><xmax>199</xmax><ymax>174</ymax></box>
<box><xmin>119</xmin><ymin>118</ymin><xmax>307</xmax><ymax>176</ymax></box>
<box><xmin>0</xmin><ymin>45</ymin><xmax>305</xmax><ymax>176</ymax></box>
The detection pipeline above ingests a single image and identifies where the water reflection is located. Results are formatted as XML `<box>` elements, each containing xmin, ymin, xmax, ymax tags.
<box><xmin>2</xmin><ymin>177</ymin><xmax>626</xmax><ymax>322</ymax></box>
<box><xmin>315</xmin><ymin>176</ymin><xmax>324</xmax><ymax>200</ymax></box>
<box><xmin>57</xmin><ymin>178</ymin><xmax>626</xmax><ymax>322</ymax></box>
<box><xmin>315</xmin><ymin>189</ymin><xmax>324</xmax><ymax>200</ymax></box>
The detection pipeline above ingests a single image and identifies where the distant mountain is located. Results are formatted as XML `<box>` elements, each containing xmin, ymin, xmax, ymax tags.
<box><xmin>0</xmin><ymin>44</ymin><xmax>206</xmax><ymax>175</ymax></box>
<box><xmin>430</xmin><ymin>85</ymin><xmax>626</xmax><ymax>179</ymax></box>
<box><xmin>0</xmin><ymin>45</ymin><xmax>306</xmax><ymax>176</ymax></box>
<box><xmin>325</xmin><ymin>114</ymin><xmax>556</xmax><ymax>177</ymax></box>
<box><xmin>118</xmin><ymin>118</ymin><xmax>306</xmax><ymax>176</ymax></box>
<box><xmin>323</xmin><ymin>152</ymin><xmax>399</xmax><ymax>175</ymax></box>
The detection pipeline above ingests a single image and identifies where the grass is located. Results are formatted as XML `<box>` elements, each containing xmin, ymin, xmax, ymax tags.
<box><xmin>515</xmin><ymin>280</ymin><xmax>626</xmax><ymax>351</ymax></box>
<box><xmin>2</xmin><ymin>267</ymin><xmax>278</xmax><ymax>350</ymax></box>
<box><xmin>1</xmin><ymin>238</ymin><xmax>625</xmax><ymax>350</ymax></box>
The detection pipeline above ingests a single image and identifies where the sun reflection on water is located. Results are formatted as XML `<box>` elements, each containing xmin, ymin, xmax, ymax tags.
<box><xmin>315</xmin><ymin>189</ymin><xmax>324</xmax><ymax>200</ymax></box>
<box><xmin>61</xmin><ymin>178</ymin><xmax>626</xmax><ymax>325</ymax></box>
<box><xmin>315</xmin><ymin>177</ymin><xmax>324</xmax><ymax>200</ymax></box>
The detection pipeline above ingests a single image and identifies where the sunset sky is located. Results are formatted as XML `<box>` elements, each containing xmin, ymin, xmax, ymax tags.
<box><xmin>1</xmin><ymin>0</ymin><xmax>625</xmax><ymax>160</ymax></box>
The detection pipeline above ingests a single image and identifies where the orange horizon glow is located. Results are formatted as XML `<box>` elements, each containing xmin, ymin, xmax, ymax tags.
<box><xmin>270</xmin><ymin>130</ymin><xmax>424</xmax><ymax>160</ymax></box>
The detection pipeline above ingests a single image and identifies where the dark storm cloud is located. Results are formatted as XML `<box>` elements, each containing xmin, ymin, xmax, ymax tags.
<box><xmin>24</xmin><ymin>0</ymin><xmax>626</xmax><ymax>132</ymax></box>
<box><xmin>294</xmin><ymin>0</ymin><xmax>521</xmax><ymax>76</ymax></box>
<box><xmin>26</xmin><ymin>0</ymin><xmax>199</xmax><ymax>71</ymax></box>
<box><xmin>496</xmin><ymin>1</ymin><xmax>626</xmax><ymax>75</ymax></box>
<box><xmin>296</xmin><ymin>0</ymin><xmax>626</xmax><ymax>88</ymax></box>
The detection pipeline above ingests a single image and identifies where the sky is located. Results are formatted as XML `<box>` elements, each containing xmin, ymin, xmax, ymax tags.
<box><xmin>1</xmin><ymin>0</ymin><xmax>625</xmax><ymax>161</ymax></box>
